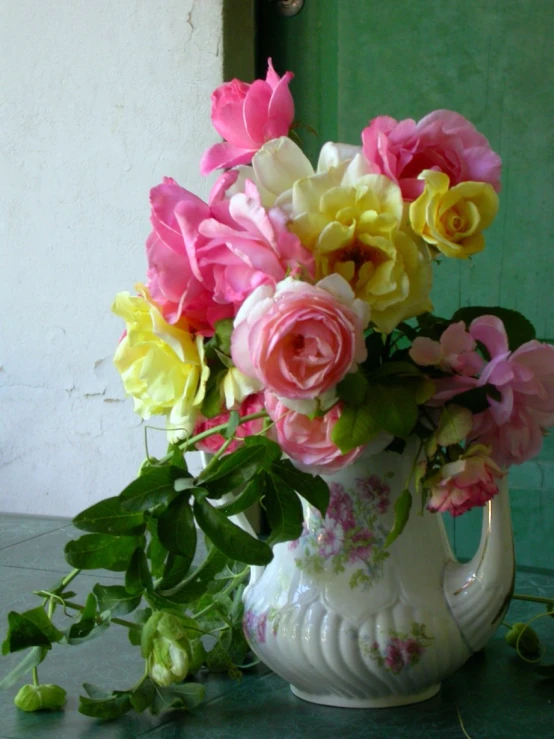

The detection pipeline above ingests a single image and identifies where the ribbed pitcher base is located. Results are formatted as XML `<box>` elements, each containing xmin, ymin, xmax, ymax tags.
<box><xmin>290</xmin><ymin>682</ymin><xmax>441</xmax><ymax>709</ymax></box>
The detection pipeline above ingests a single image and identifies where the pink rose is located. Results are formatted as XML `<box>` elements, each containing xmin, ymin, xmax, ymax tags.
<box><xmin>469</xmin><ymin>317</ymin><xmax>554</xmax><ymax>466</ymax></box>
<box><xmin>194</xmin><ymin>393</ymin><xmax>265</xmax><ymax>455</ymax></box>
<box><xmin>264</xmin><ymin>393</ymin><xmax>365</xmax><ymax>474</ymax></box>
<box><xmin>231</xmin><ymin>275</ymin><xmax>369</xmax><ymax>408</ymax></box>
<box><xmin>409</xmin><ymin>321</ymin><xmax>484</xmax><ymax>376</ymax></box>
<box><xmin>146</xmin><ymin>175</ymin><xmax>236</xmax><ymax>334</ymax></box>
<box><xmin>196</xmin><ymin>180</ymin><xmax>314</xmax><ymax>308</ymax></box>
<box><xmin>200</xmin><ymin>59</ymin><xmax>295</xmax><ymax>175</ymax></box>
<box><xmin>146</xmin><ymin>175</ymin><xmax>313</xmax><ymax>335</ymax></box>
<box><xmin>362</xmin><ymin>110</ymin><xmax>502</xmax><ymax>200</ymax></box>
<box><xmin>427</xmin><ymin>444</ymin><xmax>504</xmax><ymax>516</ymax></box>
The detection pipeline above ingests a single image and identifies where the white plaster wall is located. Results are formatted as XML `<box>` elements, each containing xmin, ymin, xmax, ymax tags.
<box><xmin>0</xmin><ymin>0</ymin><xmax>224</xmax><ymax>516</ymax></box>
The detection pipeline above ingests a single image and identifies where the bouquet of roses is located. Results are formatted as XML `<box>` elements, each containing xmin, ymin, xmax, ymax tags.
<box><xmin>2</xmin><ymin>59</ymin><xmax>553</xmax><ymax>719</ymax></box>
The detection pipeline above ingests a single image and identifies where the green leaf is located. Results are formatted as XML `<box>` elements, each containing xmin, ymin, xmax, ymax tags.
<box><xmin>167</xmin><ymin>445</ymin><xmax>188</xmax><ymax>471</ymax></box>
<box><xmin>200</xmin><ymin>445</ymin><xmax>269</xmax><ymax>498</ymax></box>
<box><xmin>213</xmin><ymin>318</ymin><xmax>234</xmax><ymax>355</ymax></box>
<box><xmin>150</xmin><ymin>682</ymin><xmax>206</xmax><ymax>716</ymax></box>
<box><xmin>158</xmin><ymin>494</ymin><xmax>197</xmax><ymax>565</ymax></box>
<box><xmin>2</xmin><ymin>612</ymin><xmax>52</xmax><ymax>654</ymax></box>
<box><xmin>19</xmin><ymin>608</ymin><xmax>64</xmax><ymax>644</ymax></box>
<box><xmin>264</xmin><ymin>472</ymin><xmax>304</xmax><ymax>545</ymax></box>
<box><xmin>225</xmin><ymin>410</ymin><xmax>240</xmax><ymax>439</ymax></box>
<box><xmin>436</xmin><ymin>404</ymin><xmax>474</xmax><ymax>447</ymax></box>
<box><xmin>331</xmin><ymin>402</ymin><xmax>382</xmax><ymax>453</ymax></box>
<box><xmin>193</xmin><ymin>499</ymin><xmax>273</xmax><ymax>566</ymax></box>
<box><xmin>270</xmin><ymin>459</ymin><xmax>330</xmax><ymax>517</ymax></box>
<box><xmin>365</xmin><ymin>382</ymin><xmax>418</xmax><ymax>438</ymax></box>
<box><xmin>243</xmin><ymin>435</ymin><xmax>282</xmax><ymax>462</ymax></box>
<box><xmin>130</xmin><ymin>678</ymin><xmax>155</xmax><ymax>713</ymax></box>
<box><xmin>92</xmin><ymin>584</ymin><xmax>142</xmax><ymax>617</ymax></box>
<box><xmin>64</xmin><ymin>534</ymin><xmax>139</xmax><ymax>571</ymax></box>
<box><xmin>157</xmin><ymin>544</ymin><xmax>229</xmax><ymax>603</ymax></box>
<box><xmin>200</xmin><ymin>367</ymin><xmax>226</xmax><ymax>419</ymax></box>
<box><xmin>119</xmin><ymin>466</ymin><xmax>181</xmax><ymax>512</ymax></box>
<box><xmin>449</xmin><ymin>384</ymin><xmax>500</xmax><ymax>414</ymax></box>
<box><xmin>14</xmin><ymin>683</ymin><xmax>67</xmax><ymax>712</ymax></box>
<box><xmin>0</xmin><ymin>646</ymin><xmax>48</xmax><ymax>689</ymax></box>
<box><xmin>372</xmin><ymin>361</ymin><xmax>423</xmax><ymax>378</ymax></box>
<box><xmin>336</xmin><ymin>370</ymin><xmax>369</xmax><ymax>406</ymax></box>
<box><xmin>125</xmin><ymin>548</ymin><xmax>153</xmax><ymax>595</ymax></box>
<box><xmin>146</xmin><ymin>520</ymin><xmax>167</xmax><ymax>579</ymax></box>
<box><xmin>66</xmin><ymin>594</ymin><xmax>111</xmax><ymax>645</ymax></box>
<box><xmin>158</xmin><ymin>553</ymin><xmax>194</xmax><ymax>591</ymax></box>
<box><xmin>384</xmin><ymin>489</ymin><xmax>412</xmax><ymax>548</ymax></box>
<box><xmin>73</xmin><ymin>497</ymin><xmax>145</xmax><ymax>536</ymax></box>
<box><xmin>364</xmin><ymin>330</ymin><xmax>385</xmax><ymax>366</ymax></box>
<box><xmin>218</xmin><ymin>476</ymin><xmax>265</xmax><ymax>516</ymax></box>
<box><xmin>451</xmin><ymin>306</ymin><xmax>536</xmax><ymax>350</ymax></box>
<box><xmin>79</xmin><ymin>691</ymin><xmax>132</xmax><ymax>720</ymax></box>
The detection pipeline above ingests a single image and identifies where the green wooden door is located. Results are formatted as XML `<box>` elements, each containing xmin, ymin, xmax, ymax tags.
<box><xmin>257</xmin><ymin>0</ymin><xmax>553</xmax><ymax>569</ymax></box>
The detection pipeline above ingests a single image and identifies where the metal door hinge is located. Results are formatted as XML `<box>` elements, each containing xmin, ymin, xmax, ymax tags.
<box><xmin>269</xmin><ymin>0</ymin><xmax>305</xmax><ymax>17</ymax></box>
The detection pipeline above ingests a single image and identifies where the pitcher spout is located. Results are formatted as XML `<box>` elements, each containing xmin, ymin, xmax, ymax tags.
<box><xmin>443</xmin><ymin>476</ymin><xmax>515</xmax><ymax>653</ymax></box>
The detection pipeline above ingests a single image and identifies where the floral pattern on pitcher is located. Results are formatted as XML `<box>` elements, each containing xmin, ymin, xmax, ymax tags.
<box><xmin>243</xmin><ymin>607</ymin><xmax>281</xmax><ymax>645</ymax></box>
<box><xmin>291</xmin><ymin>476</ymin><xmax>392</xmax><ymax>590</ymax></box>
<box><xmin>364</xmin><ymin>622</ymin><xmax>433</xmax><ymax>674</ymax></box>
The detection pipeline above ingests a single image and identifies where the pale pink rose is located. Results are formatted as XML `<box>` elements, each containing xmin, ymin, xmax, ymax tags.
<box><xmin>194</xmin><ymin>393</ymin><xmax>265</xmax><ymax>455</ymax></box>
<box><xmin>468</xmin><ymin>317</ymin><xmax>554</xmax><ymax>465</ymax></box>
<box><xmin>362</xmin><ymin>110</ymin><xmax>502</xmax><ymax>200</ymax></box>
<box><xmin>427</xmin><ymin>444</ymin><xmax>504</xmax><ymax>516</ymax></box>
<box><xmin>409</xmin><ymin>321</ymin><xmax>484</xmax><ymax>376</ymax></box>
<box><xmin>201</xmin><ymin>59</ymin><xmax>295</xmax><ymax>175</ymax></box>
<box><xmin>146</xmin><ymin>175</ymin><xmax>236</xmax><ymax>334</ymax></box>
<box><xmin>196</xmin><ymin>180</ymin><xmax>314</xmax><ymax>307</ymax></box>
<box><xmin>264</xmin><ymin>393</ymin><xmax>365</xmax><ymax>474</ymax></box>
<box><xmin>231</xmin><ymin>275</ymin><xmax>369</xmax><ymax>405</ymax></box>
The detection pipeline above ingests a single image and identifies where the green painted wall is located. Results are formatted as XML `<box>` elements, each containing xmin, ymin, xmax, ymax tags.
<box><xmin>256</xmin><ymin>0</ymin><xmax>554</xmax><ymax>570</ymax></box>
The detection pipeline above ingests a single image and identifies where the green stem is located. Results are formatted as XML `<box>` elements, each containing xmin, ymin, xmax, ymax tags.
<box><xmin>61</xmin><ymin>568</ymin><xmax>81</xmax><ymax>589</ymax></box>
<box><xmin>158</xmin><ymin>411</ymin><xmax>269</xmax><ymax>465</ymax></box>
<box><xmin>63</xmin><ymin>601</ymin><xmax>142</xmax><ymax>631</ymax></box>
<box><xmin>32</xmin><ymin>667</ymin><xmax>39</xmax><ymax>687</ymax></box>
<box><xmin>502</xmin><ymin>620</ymin><xmax>513</xmax><ymax>630</ymax></box>
<box><xmin>512</xmin><ymin>593</ymin><xmax>554</xmax><ymax>606</ymax></box>
<box><xmin>192</xmin><ymin>568</ymin><xmax>250</xmax><ymax>620</ymax></box>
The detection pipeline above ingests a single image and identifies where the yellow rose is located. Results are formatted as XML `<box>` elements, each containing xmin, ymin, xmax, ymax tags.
<box><xmin>112</xmin><ymin>285</ymin><xmax>209</xmax><ymax>441</ymax></box>
<box><xmin>409</xmin><ymin>170</ymin><xmax>499</xmax><ymax>259</ymax></box>
<box><xmin>285</xmin><ymin>155</ymin><xmax>433</xmax><ymax>333</ymax></box>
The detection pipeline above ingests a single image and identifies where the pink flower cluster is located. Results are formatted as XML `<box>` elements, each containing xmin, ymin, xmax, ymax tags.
<box><xmin>411</xmin><ymin>316</ymin><xmax>554</xmax><ymax>467</ymax></box>
<box><xmin>264</xmin><ymin>394</ymin><xmax>365</xmax><ymax>474</ymax></box>
<box><xmin>362</xmin><ymin>110</ymin><xmax>502</xmax><ymax>200</ymax></box>
<box><xmin>146</xmin><ymin>175</ymin><xmax>313</xmax><ymax>335</ymax></box>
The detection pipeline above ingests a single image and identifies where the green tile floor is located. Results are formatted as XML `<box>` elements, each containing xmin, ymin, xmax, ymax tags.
<box><xmin>0</xmin><ymin>514</ymin><xmax>552</xmax><ymax>738</ymax></box>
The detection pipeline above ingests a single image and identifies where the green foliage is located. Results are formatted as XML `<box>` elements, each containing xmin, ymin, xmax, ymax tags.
<box><xmin>384</xmin><ymin>489</ymin><xmax>412</xmax><ymax>548</ymax></box>
<box><xmin>119</xmin><ymin>466</ymin><xmax>182</xmax><ymax>512</ymax></box>
<box><xmin>92</xmin><ymin>584</ymin><xmax>142</xmax><ymax>617</ymax></box>
<box><xmin>73</xmin><ymin>497</ymin><xmax>145</xmax><ymax>536</ymax></box>
<box><xmin>331</xmin><ymin>402</ymin><xmax>382</xmax><ymax>453</ymax></box>
<box><xmin>64</xmin><ymin>534</ymin><xmax>139</xmax><ymax>571</ymax></box>
<box><xmin>2</xmin><ymin>612</ymin><xmax>54</xmax><ymax>655</ymax></box>
<box><xmin>157</xmin><ymin>494</ymin><xmax>197</xmax><ymax>563</ymax></box>
<box><xmin>262</xmin><ymin>472</ymin><xmax>304</xmax><ymax>545</ymax></box>
<box><xmin>193</xmin><ymin>498</ymin><xmax>273</xmax><ymax>565</ymax></box>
